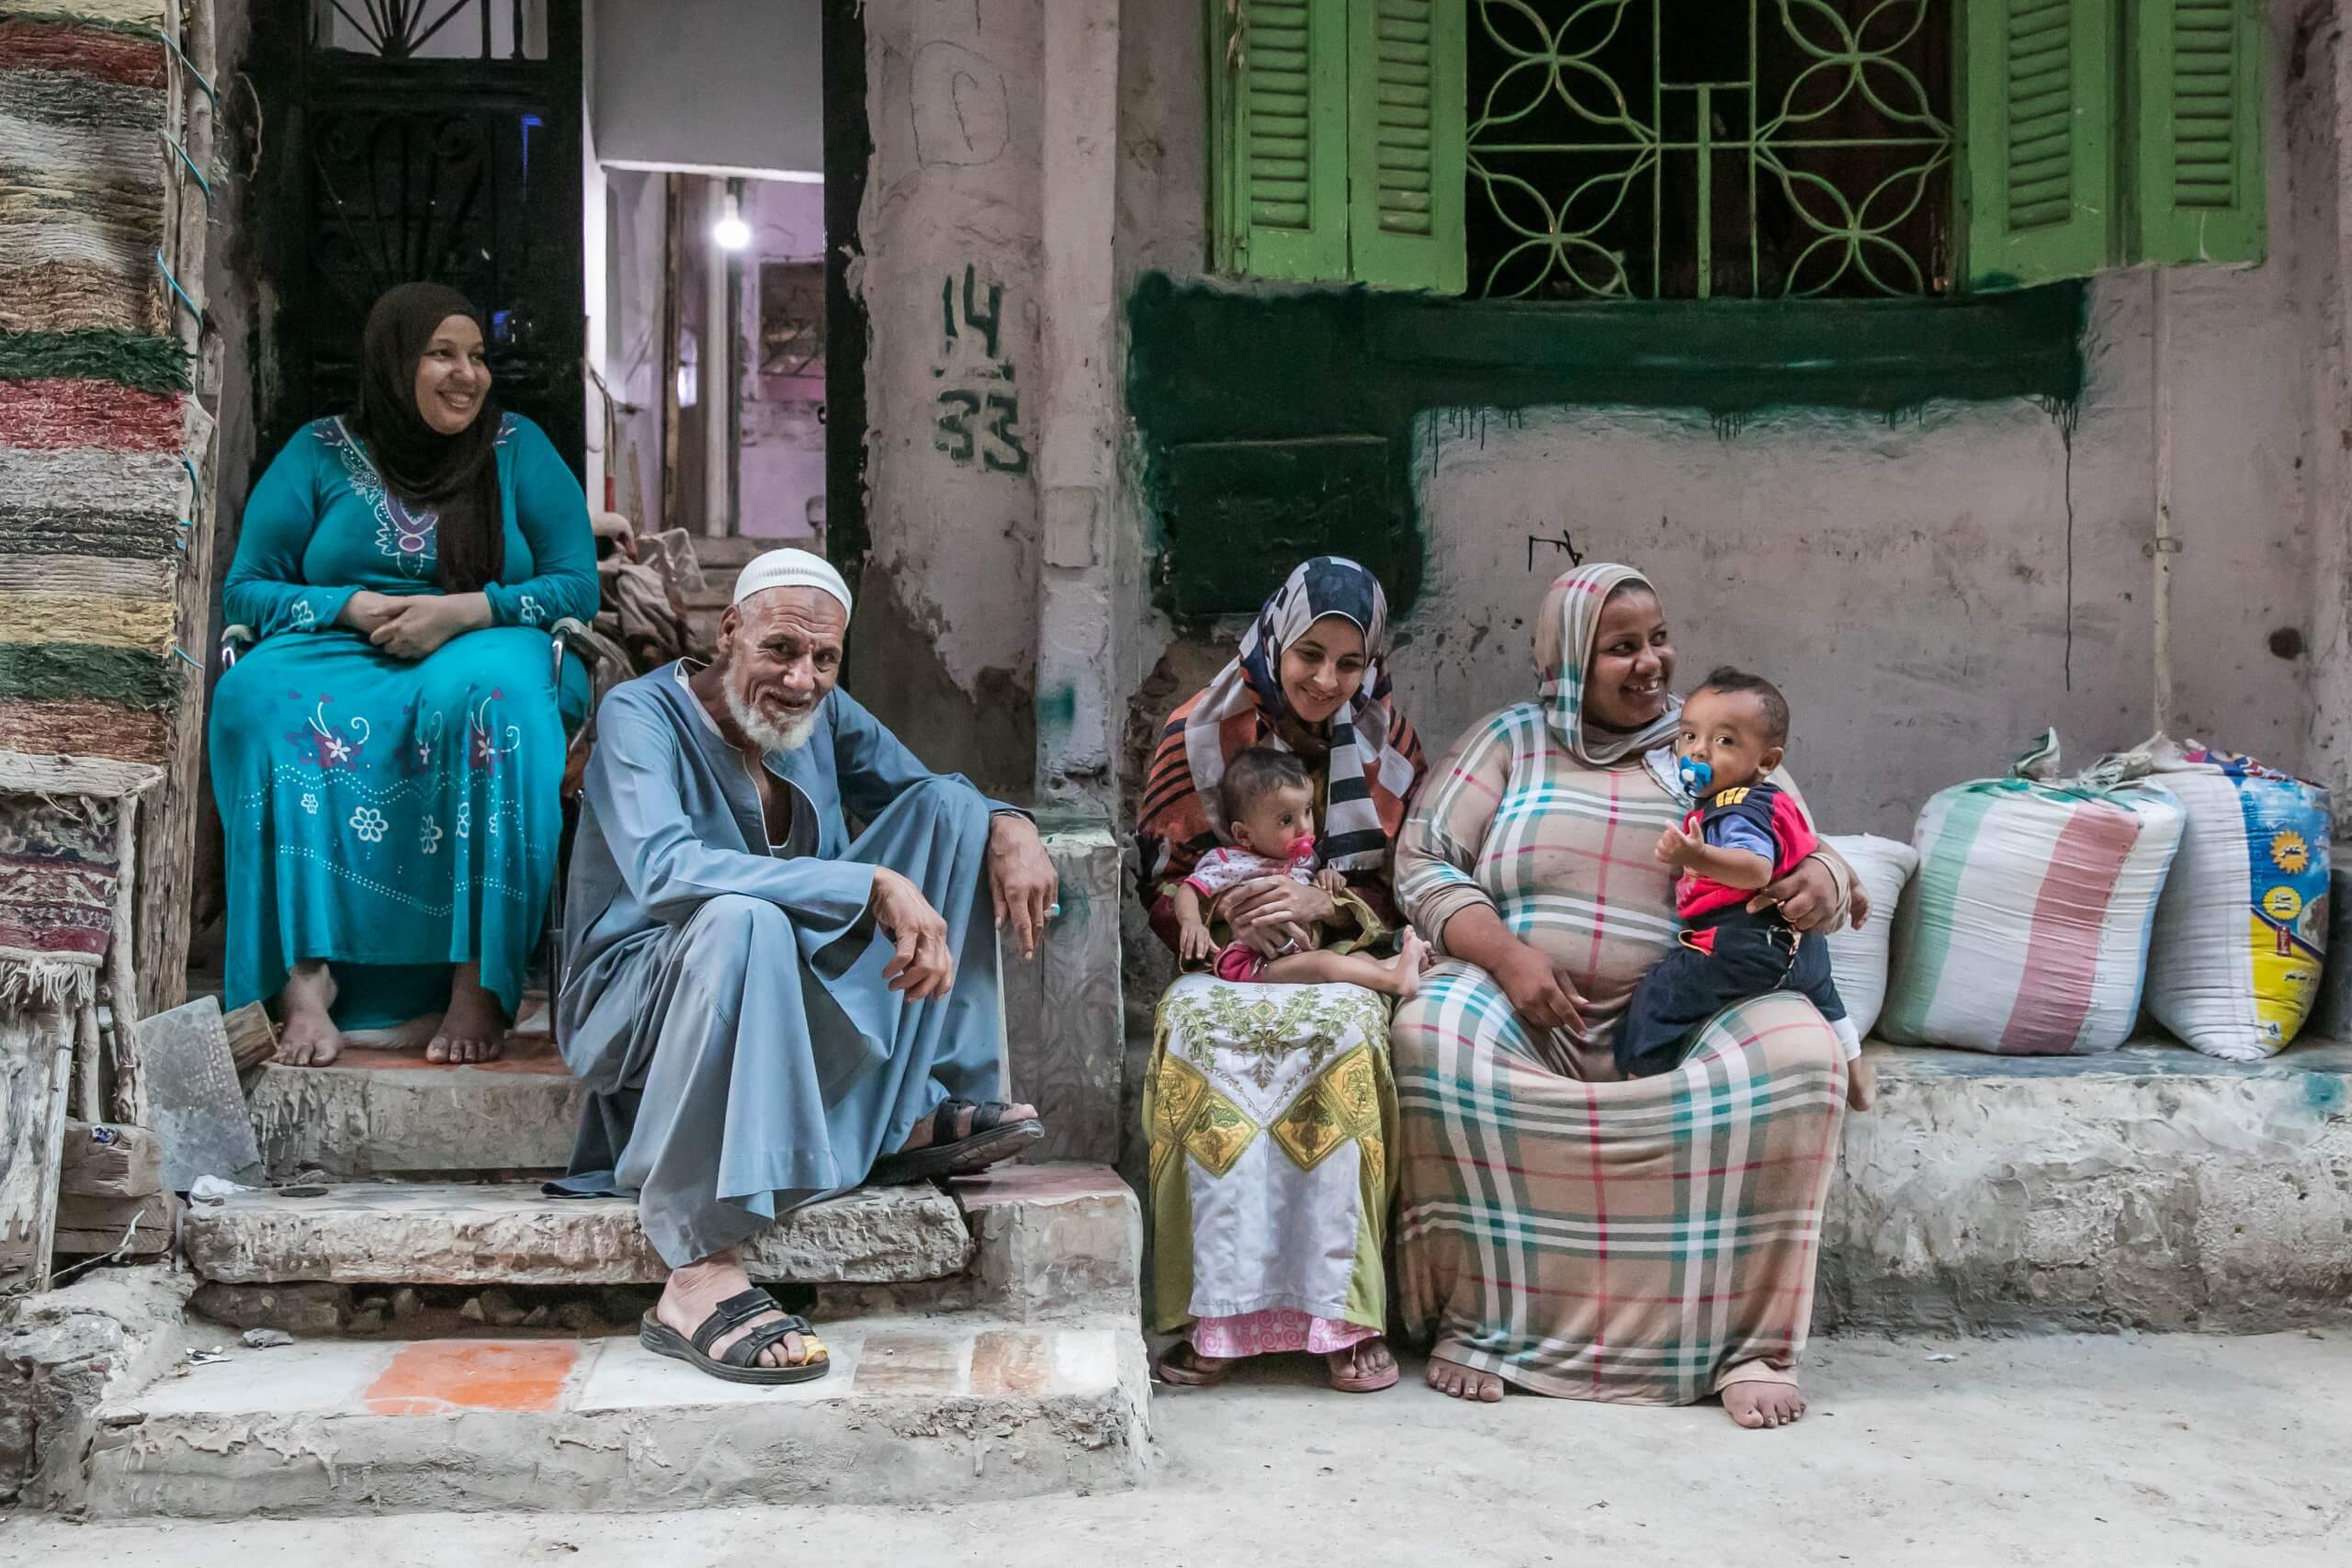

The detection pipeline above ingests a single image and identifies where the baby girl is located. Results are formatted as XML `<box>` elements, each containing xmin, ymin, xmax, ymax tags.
<box><xmin>1174</xmin><ymin>747</ymin><xmax>1428</xmax><ymax>997</ymax></box>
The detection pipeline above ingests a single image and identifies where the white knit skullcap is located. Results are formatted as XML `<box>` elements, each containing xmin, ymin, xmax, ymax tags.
<box><xmin>731</xmin><ymin>547</ymin><xmax>853</xmax><ymax>619</ymax></box>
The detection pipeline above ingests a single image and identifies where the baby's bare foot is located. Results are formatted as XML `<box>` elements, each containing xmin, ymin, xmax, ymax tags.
<box><xmin>1383</xmin><ymin>931</ymin><xmax>1431</xmax><ymax>1000</ymax></box>
<box><xmin>1847</xmin><ymin>1053</ymin><xmax>1877</xmax><ymax>1112</ymax></box>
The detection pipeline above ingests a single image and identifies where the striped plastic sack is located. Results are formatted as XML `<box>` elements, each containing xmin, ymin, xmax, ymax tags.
<box><xmin>1881</xmin><ymin>734</ymin><xmax>2185</xmax><ymax>1055</ymax></box>
<box><xmin>2143</xmin><ymin>739</ymin><xmax>2331</xmax><ymax>1061</ymax></box>
<box><xmin>1823</xmin><ymin>833</ymin><xmax>1918</xmax><ymax>1041</ymax></box>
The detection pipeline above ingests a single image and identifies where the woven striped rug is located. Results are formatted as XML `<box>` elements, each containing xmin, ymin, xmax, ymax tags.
<box><xmin>0</xmin><ymin>2</ymin><xmax>185</xmax><ymax>783</ymax></box>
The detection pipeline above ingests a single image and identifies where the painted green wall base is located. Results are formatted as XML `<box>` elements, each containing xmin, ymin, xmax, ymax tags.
<box><xmin>1126</xmin><ymin>275</ymin><xmax>2087</xmax><ymax>618</ymax></box>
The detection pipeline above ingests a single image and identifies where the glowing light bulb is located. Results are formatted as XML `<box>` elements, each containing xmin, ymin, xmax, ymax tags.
<box><xmin>714</xmin><ymin>191</ymin><xmax>751</xmax><ymax>252</ymax></box>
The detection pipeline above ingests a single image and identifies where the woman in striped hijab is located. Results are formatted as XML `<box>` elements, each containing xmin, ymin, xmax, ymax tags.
<box><xmin>1136</xmin><ymin>557</ymin><xmax>1426</xmax><ymax>1393</ymax></box>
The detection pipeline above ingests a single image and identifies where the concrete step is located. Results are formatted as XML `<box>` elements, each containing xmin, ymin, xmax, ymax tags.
<box><xmin>179</xmin><ymin>1164</ymin><xmax>1140</xmax><ymax>1323</ymax></box>
<box><xmin>249</xmin><ymin>1034</ymin><xmax>581</xmax><ymax>1181</ymax></box>
<box><xmin>181</xmin><ymin>1180</ymin><xmax>972</xmax><ymax>1289</ymax></box>
<box><xmin>1823</xmin><ymin>1037</ymin><xmax>2352</xmax><ymax>1335</ymax></box>
<box><xmin>76</xmin><ymin>1315</ymin><xmax>1150</xmax><ymax>1517</ymax></box>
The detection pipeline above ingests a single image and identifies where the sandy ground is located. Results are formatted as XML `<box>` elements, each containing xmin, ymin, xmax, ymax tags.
<box><xmin>3</xmin><ymin>1331</ymin><xmax>2346</xmax><ymax>1567</ymax></box>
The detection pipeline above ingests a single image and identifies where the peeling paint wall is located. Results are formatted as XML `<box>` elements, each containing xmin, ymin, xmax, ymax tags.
<box><xmin>847</xmin><ymin>0</ymin><xmax>1046</xmax><ymax>795</ymax></box>
<box><xmin>1112</xmin><ymin>0</ymin><xmax>2331</xmax><ymax>840</ymax></box>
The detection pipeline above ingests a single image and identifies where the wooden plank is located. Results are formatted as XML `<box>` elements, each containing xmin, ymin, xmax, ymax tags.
<box><xmin>72</xmin><ymin>999</ymin><xmax>101</xmax><ymax>1122</ymax></box>
<box><xmin>53</xmin><ymin>1190</ymin><xmax>179</xmax><ymax>1257</ymax></box>
<box><xmin>110</xmin><ymin>791</ymin><xmax>152</xmax><ymax>1126</ymax></box>
<box><xmin>60</xmin><ymin>1120</ymin><xmax>164</xmax><ymax>1200</ymax></box>
<box><xmin>0</xmin><ymin>1002</ymin><xmax>77</xmax><ymax>1292</ymax></box>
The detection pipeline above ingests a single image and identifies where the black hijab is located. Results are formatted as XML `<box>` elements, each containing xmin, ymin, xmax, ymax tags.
<box><xmin>348</xmin><ymin>282</ymin><xmax>505</xmax><ymax>594</ymax></box>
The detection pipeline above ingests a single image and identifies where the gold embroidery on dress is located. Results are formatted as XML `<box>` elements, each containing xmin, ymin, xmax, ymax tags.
<box><xmin>1182</xmin><ymin>1089</ymin><xmax>1259</xmax><ymax>1176</ymax></box>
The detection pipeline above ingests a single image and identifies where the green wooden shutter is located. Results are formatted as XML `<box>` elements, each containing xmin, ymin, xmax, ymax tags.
<box><xmin>1211</xmin><ymin>0</ymin><xmax>1350</xmax><ymax>283</ymax></box>
<box><xmin>1958</xmin><ymin>0</ymin><xmax>2119</xmax><ymax>290</ymax></box>
<box><xmin>2131</xmin><ymin>0</ymin><xmax>2267</xmax><ymax>266</ymax></box>
<box><xmin>1348</xmin><ymin>0</ymin><xmax>1466</xmax><ymax>293</ymax></box>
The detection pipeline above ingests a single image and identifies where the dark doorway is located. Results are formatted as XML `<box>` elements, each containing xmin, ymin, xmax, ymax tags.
<box><xmin>245</xmin><ymin>0</ymin><xmax>586</xmax><ymax>474</ymax></box>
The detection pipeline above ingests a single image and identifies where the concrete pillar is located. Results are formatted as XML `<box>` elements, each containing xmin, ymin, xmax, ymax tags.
<box><xmin>2308</xmin><ymin>4</ymin><xmax>2352</xmax><ymax>799</ymax></box>
<box><xmin>1031</xmin><ymin>0</ymin><xmax>1121</xmax><ymax>804</ymax></box>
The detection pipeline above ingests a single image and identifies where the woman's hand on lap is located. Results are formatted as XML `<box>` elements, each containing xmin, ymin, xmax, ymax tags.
<box><xmin>370</xmin><ymin>592</ymin><xmax>489</xmax><ymax>660</ymax></box>
<box><xmin>340</xmin><ymin>590</ymin><xmax>401</xmax><ymax>637</ymax></box>
<box><xmin>1494</xmin><ymin>941</ymin><xmax>1584</xmax><ymax>1037</ymax></box>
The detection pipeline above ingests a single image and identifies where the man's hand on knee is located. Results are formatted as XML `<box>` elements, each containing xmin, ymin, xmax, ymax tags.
<box><xmin>987</xmin><ymin>815</ymin><xmax>1058</xmax><ymax>962</ymax></box>
<box><xmin>873</xmin><ymin>869</ymin><xmax>956</xmax><ymax>1000</ymax></box>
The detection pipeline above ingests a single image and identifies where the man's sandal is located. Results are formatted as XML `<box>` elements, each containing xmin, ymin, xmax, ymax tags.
<box><xmin>639</xmin><ymin>1289</ymin><xmax>831</xmax><ymax>1385</ymax></box>
<box><xmin>866</xmin><ymin>1098</ymin><xmax>1043</xmax><ymax>1185</ymax></box>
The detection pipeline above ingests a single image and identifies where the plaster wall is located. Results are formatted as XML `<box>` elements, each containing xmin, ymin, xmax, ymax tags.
<box><xmin>844</xmin><ymin>0</ymin><xmax>1047</xmax><ymax>795</ymax></box>
<box><xmin>1112</xmin><ymin>0</ymin><xmax>2330</xmax><ymax>841</ymax></box>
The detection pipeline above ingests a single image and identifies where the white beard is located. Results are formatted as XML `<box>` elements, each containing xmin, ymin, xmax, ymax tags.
<box><xmin>726</xmin><ymin>686</ymin><xmax>820</xmax><ymax>754</ymax></box>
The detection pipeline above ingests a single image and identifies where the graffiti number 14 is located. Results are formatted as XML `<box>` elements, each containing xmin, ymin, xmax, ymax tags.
<box><xmin>933</xmin><ymin>265</ymin><xmax>1028</xmax><ymax>475</ymax></box>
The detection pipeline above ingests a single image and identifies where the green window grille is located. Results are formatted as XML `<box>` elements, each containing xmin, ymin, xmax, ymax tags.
<box><xmin>1465</xmin><ymin>1</ymin><xmax>1957</xmax><ymax>300</ymax></box>
<box><xmin>1205</xmin><ymin>1</ymin><xmax>2267</xmax><ymax>298</ymax></box>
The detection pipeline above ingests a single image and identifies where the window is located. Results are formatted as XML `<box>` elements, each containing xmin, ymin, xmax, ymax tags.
<box><xmin>1207</xmin><ymin>1</ymin><xmax>2267</xmax><ymax>299</ymax></box>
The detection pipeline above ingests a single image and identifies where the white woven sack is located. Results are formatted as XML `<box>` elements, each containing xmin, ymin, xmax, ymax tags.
<box><xmin>1881</xmin><ymin>735</ymin><xmax>2185</xmax><ymax>1055</ymax></box>
<box><xmin>2143</xmin><ymin>738</ymin><xmax>2332</xmax><ymax>1061</ymax></box>
<box><xmin>1823</xmin><ymin>834</ymin><xmax>1917</xmax><ymax>1041</ymax></box>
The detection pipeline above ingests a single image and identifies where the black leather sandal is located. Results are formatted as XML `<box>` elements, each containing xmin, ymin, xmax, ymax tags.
<box><xmin>865</xmin><ymin>1098</ymin><xmax>1043</xmax><ymax>1185</ymax></box>
<box><xmin>639</xmin><ymin>1289</ymin><xmax>830</xmax><ymax>1385</ymax></box>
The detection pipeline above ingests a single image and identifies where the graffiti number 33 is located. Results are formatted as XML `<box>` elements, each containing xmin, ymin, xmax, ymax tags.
<box><xmin>935</xmin><ymin>389</ymin><xmax>1030</xmax><ymax>475</ymax></box>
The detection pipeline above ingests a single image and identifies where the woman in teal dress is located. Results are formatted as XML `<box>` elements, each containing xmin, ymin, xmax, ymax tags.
<box><xmin>209</xmin><ymin>283</ymin><xmax>597</xmax><ymax>1066</ymax></box>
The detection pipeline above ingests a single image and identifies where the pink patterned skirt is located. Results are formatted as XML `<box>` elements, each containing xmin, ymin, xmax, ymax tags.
<box><xmin>1189</xmin><ymin>1308</ymin><xmax>1379</xmax><ymax>1359</ymax></box>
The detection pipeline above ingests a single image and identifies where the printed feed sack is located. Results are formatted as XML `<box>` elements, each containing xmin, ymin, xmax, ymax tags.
<box><xmin>1823</xmin><ymin>833</ymin><xmax>1918</xmax><ymax>1041</ymax></box>
<box><xmin>1881</xmin><ymin>736</ymin><xmax>2185</xmax><ymax>1054</ymax></box>
<box><xmin>2143</xmin><ymin>739</ymin><xmax>2332</xmax><ymax>1061</ymax></box>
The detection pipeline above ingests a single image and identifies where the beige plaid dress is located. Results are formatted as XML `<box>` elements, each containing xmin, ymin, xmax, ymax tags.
<box><xmin>1390</xmin><ymin>566</ymin><xmax>1848</xmax><ymax>1404</ymax></box>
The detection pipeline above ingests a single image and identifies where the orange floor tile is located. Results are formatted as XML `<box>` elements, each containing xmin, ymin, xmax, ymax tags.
<box><xmin>363</xmin><ymin>1340</ymin><xmax>582</xmax><ymax>1416</ymax></box>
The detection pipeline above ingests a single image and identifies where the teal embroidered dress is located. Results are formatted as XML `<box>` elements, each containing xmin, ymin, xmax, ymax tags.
<box><xmin>209</xmin><ymin>413</ymin><xmax>597</xmax><ymax>1028</ymax></box>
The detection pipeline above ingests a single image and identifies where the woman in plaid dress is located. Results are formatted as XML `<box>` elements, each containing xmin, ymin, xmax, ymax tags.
<box><xmin>1391</xmin><ymin>563</ymin><xmax>1863</xmax><ymax>1427</ymax></box>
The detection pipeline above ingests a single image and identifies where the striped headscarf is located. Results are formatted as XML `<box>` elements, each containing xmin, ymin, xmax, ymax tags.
<box><xmin>1136</xmin><ymin>557</ymin><xmax>1424</xmax><ymax>895</ymax></box>
<box><xmin>1535</xmin><ymin>562</ymin><xmax>1683</xmax><ymax>767</ymax></box>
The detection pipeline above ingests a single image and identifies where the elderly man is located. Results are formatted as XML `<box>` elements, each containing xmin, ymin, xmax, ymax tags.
<box><xmin>554</xmin><ymin>547</ymin><xmax>1057</xmax><ymax>1383</ymax></box>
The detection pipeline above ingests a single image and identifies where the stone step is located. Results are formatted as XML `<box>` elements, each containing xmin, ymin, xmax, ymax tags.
<box><xmin>75</xmin><ymin>1316</ymin><xmax>1150</xmax><ymax>1517</ymax></box>
<box><xmin>1823</xmin><ymin>1038</ymin><xmax>2352</xmax><ymax>1334</ymax></box>
<box><xmin>182</xmin><ymin>1180</ymin><xmax>972</xmax><ymax>1289</ymax></box>
<box><xmin>249</xmin><ymin>1035</ymin><xmax>581</xmax><ymax>1181</ymax></box>
<box><xmin>178</xmin><ymin>1164</ymin><xmax>1140</xmax><ymax>1323</ymax></box>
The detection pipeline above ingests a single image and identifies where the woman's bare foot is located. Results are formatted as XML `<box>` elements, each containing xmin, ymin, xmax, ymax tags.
<box><xmin>1327</xmin><ymin>1337</ymin><xmax>1397</xmax><ymax>1391</ymax></box>
<box><xmin>1722</xmin><ymin>1379</ymin><xmax>1807</xmax><ymax>1428</ymax></box>
<box><xmin>276</xmin><ymin>962</ymin><xmax>344</xmax><ymax>1066</ymax></box>
<box><xmin>1846</xmin><ymin>1053</ymin><xmax>1877</xmax><ymax>1112</ymax></box>
<box><xmin>426</xmin><ymin>964</ymin><xmax>508</xmax><ymax>1065</ymax></box>
<box><xmin>1372</xmin><ymin>931</ymin><xmax>1432</xmax><ymax>1000</ymax></box>
<box><xmin>656</xmin><ymin>1251</ymin><xmax>820</xmax><ymax>1371</ymax></box>
<box><xmin>1426</xmin><ymin>1352</ymin><xmax>1505</xmax><ymax>1403</ymax></box>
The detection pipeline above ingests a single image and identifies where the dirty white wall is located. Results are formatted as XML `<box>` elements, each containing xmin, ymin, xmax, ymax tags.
<box><xmin>1112</xmin><ymin>0</ymin><xmax>2329</xmax><ymax>840</ymax></box>
<box><xmin>590</xmin><ymin>0</ymin><xmax>824</xmax><ymax>175</ymax></box>
<box><xmin>846</xmin><ymin>0</ymin><xmax>1046</xmax><ymax>794</ymax></box>
<box><xmin>738</xmin><ymin>178</ymin><xmax>827</xmax><ymax>541</ymax></box>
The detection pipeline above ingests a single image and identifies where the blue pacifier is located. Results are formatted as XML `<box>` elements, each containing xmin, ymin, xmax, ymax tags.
<box><xmin>1677</xmin><ymin>756</ymin><xmax>1713</xmax><ymax>797</ymax></box>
